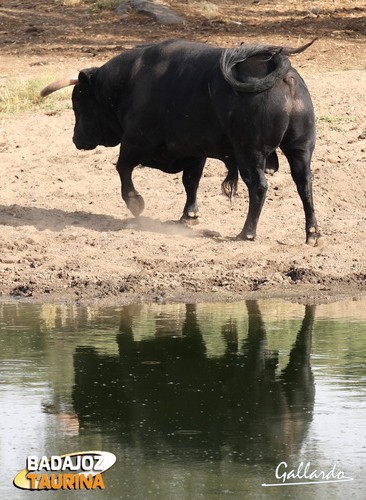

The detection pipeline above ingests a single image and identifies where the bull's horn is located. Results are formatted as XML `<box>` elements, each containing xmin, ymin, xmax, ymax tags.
<box><xmin>40</xmin><ymin>76</ymin><xmax>79</xmax><ymax>98</ymax></box>
<box><xmin>281</xmin><ymin>38</ymin><xmax>318</xmax><ymax>56</ymax></box>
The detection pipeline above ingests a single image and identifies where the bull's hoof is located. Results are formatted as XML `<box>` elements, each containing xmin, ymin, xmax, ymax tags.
<box><xmin>306</xmin><ymin>232</ymin><xmax>324</xmax><ymax>247</ymax></box>
<box><xmin>127</xmin><ymin>194</ymin><xmax>145</xmax><ymax>217</ymax></box>
<box><xmin>236</xmin><ymin>231</ymin><xmax>255</xmax><ymax>241</ymax></box>
<box><xmin>180</xmin><ymin>212</ymin><xmax>199</xmax><ymax>226</ymax></box>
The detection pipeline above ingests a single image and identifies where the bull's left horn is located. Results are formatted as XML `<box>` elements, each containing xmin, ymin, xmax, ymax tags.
<box><xmin>40</xmin><ymin>76</ymin><xmax>79</xmax><ymax>97</ymax></box>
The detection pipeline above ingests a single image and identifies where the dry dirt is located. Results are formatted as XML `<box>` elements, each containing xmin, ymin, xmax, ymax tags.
<box><xmin>1</xmin><ymin>0</ymin><xmax>366</xmax><ymax>305</ymax></box>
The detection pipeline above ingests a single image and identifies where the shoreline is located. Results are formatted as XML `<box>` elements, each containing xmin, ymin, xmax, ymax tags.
<box><xmin>2</xmin><ymin>283</ymin><xmax>365</xmax><ymax>307</ymax></box>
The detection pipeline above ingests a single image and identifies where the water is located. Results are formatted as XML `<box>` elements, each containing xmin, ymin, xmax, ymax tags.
<box><xmin>0</xmin><ymin>299</ymin><xmax>365</xmax><ymax>499</ymax></box>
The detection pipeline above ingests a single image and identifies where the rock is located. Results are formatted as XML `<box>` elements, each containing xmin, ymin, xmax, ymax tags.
<box><xmin>116</xmin><ymin>0</ymin><xmax>185</xmax><ymax>25</ymax></box>
<box><xmin>309</xmin><ymin>7</ymin><xmax>320</xmax><ymax>15</ymax></box>
<box><xmin>307</xmin><ymin>7</ymin><xmax>319</xmax><ymax>18</ymax></box>
<box><xmin>326</xmin><ymin>155</ymin><xmax>339</xmax><ymax>164</ymax></box>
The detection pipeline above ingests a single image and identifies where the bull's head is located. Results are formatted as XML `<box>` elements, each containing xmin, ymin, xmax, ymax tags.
<box><xmin>40</xmin><ymin>69</ymin><xmax>120</xmax><ymax>150</ymax></box>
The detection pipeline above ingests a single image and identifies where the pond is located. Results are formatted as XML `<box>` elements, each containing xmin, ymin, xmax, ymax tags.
<box><xmin>0</xmin><ymin>299</ymin><xmax>365</xmax><ymax>499</ymax></box>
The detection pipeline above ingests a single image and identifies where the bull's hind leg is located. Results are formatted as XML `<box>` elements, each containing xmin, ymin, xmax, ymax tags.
<box><xmin>282</xmin><ymin>147</ymin><xmax>321</xmax><ymax>246</ymax></box>
<box><xmin>180</xmin><ymin>158</ymin><xmax>205</xmax><ymax>224</ymax></box>
<box><xmin>116</xmin><ymin>147</ymin><xmax>145</xmax><ymax>217</ymax></box>
<box><xmin>264</xmin><ymin>151</ymin><xmax>279</xmax><ymax>175</ymax></box>
<box><xmin>237</xmin><ymin>152</ymin><xmax>268</xmax><ymax>241</ymax></box>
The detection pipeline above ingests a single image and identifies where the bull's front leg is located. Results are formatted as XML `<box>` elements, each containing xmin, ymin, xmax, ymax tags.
<box><xmin>237</xmin><ymin>153</ymin><xmax>268</xmax><ymax>241</ymax></box>
<box><xmin>180</xmin><ymin>158</ymin><xmax>205</xmax><ymax>224</ymax></box>
<box><xmin>116</xmin><ymin>149</ymin><xmax>145</xmax><ymax>217</ymax></box>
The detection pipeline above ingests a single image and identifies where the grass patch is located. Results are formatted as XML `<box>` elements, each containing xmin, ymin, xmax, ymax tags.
<box><xmin>55</xmin><ymin>0</ymin><xmax>120</xmax><ymax>9</ymax></box>
<box><xmin>0</xmin><ymin>75</ymin><xmax>72</xmax><ymax>116</ymax></box>
<box><xmin>88</xmin><ymin>0</ymin><xmax>121</xmax><ymax>9</ymax></box>
<box><xmin>317</xmin><ymin>114</ymin><xmax>357</xmax><ymax>132</ymax></box>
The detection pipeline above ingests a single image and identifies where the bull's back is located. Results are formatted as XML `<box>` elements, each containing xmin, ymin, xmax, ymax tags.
<box><xmin>121</xmin><ymin>41</ymin><xmax>225</xmax><ymax>154</ymax></box>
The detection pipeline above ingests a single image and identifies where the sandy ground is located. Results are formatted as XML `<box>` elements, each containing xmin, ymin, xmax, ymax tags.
<box><xmin>1</xmin><ymin>0</ymin><xmax>366</xmax><ymax>305</ymax></box>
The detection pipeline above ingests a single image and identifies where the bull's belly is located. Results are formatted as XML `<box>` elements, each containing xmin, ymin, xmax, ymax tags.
<box><xmin>139</xmin><ymin>136</ymin><xmax>230</xmax><ymax>172</ymax></box>
<box><xmin>140</xmin><ymin>155</ymin><xmax>202</xmax><ymax>174</ymax></box>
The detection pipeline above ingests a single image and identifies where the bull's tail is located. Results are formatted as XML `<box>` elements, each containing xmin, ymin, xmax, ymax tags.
<box><xmin>220</xmin><ymin>39</ymin><xmax>316</xmax><ymax>93</ymax></box>
<box><xmin>222</xmin><ymin>165</ymin><xmax>238</xmax><ymax>201</ymax></box>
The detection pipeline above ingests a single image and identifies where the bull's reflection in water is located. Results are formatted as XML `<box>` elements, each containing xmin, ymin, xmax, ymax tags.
<box><xmin>73</xmin><ymin>301</ymin><xmax>315</xmax><ymax>461</ymax></box>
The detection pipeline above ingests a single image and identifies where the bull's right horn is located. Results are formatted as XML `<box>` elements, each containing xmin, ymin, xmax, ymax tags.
<box><xmin>40</xmin><ymin>76</ymin><xmax>79</xmax><ymax>98</ymax></box>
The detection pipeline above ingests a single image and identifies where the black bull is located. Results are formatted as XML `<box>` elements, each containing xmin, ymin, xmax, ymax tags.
<box><xmin>41</xmin><ymin>39</ymin><xmax>321</xmax><ymax>245</ymax></box>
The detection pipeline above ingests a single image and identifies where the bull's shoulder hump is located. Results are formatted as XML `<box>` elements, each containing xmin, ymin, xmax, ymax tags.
<box><xmin>100</xmin><ymin>39</ymin><xmax>221</xmax><ymax>72</ymax></box>
<box><xmin>99</xmin><ymin>39</ymin><xmax>222</xmax><ymax>86</ymax></box>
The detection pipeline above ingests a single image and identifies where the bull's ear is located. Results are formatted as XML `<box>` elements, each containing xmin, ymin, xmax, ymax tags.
<box><xmin>78</xmin><ymin>70</ymin><xmax>90</xmax><ymax>87</ymax></box>
<box><xmin>78</xmin><ymin>67</ymin><xmax>99</xmax><ymax>87</ymax></box>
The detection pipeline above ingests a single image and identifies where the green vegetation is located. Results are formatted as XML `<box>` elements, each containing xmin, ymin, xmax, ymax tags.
<box><xmin>86</xmin><ymin>0</ymin><xmax>121</xmax><ymax>9</ymax></box>
<box><xmin>0</xmin><ymin>76</ymin><xmax>72</xmax><ymax>115</ymax></box>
